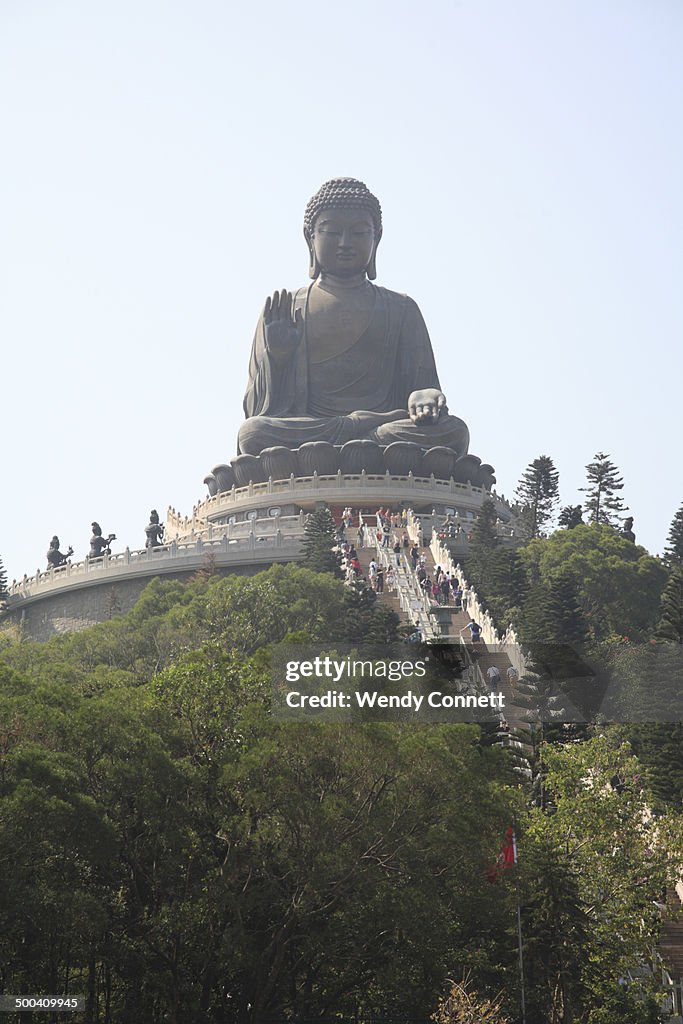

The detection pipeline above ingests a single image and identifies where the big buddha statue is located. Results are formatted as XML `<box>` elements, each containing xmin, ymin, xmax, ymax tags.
<box><xmin>207</xmin><ymin>178</ymin><xmax>494</xmax><ymax>492</ymax></box>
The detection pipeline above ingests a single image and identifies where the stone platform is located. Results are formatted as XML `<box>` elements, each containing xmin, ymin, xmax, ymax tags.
<box><xmin>172</xmin><ymin>469</ymin><xmax>513</xmax><ymax>541</ymax></box>
<box><xmin>205</xmin><ymin>441</ymin><xmax>496</xmax><ymax>497</ymax></box>
<box><xmin>2</xmin><ymin>471</ymin><xmax>517</xmax><ymax>641</ymax></box>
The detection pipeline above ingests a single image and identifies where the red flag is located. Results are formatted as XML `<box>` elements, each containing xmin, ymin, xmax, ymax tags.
<box><xmin>500</xmin><ymin>826</ymin><xmax>517</xmax><ymax>868</ymax></box>
<box><xmin>487</xmin><ymin>826</ymin><xmax>518</xmax><ymax>882</ymax></box>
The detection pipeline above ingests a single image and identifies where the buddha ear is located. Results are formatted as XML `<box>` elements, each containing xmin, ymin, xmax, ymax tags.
<box><xmin>304</xmin><ymin>227</ymin><xmax>320</xmax><ymax>280</ymax></box>
<box><xmin>367</xmin><ymin>229</ymin><xmax>382</xmax><ymax>281</ymax></box>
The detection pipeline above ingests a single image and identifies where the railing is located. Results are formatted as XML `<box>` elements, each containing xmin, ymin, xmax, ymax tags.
<box><xmin>168</xmin><ymin>470</ymin><xmax>511</xmax><ymax>538</ymax></box>
<box><xmin>429</xmin><ymin>533</ymin><xmax>529</xmax><ymax>677</ymax></box>
<box><xmin>405</xmin><ymin>508</ymin><xmax>520</xmax><ymax>549</ymax></box>
<box><xmin>379</xmin><ymin>546</ymin><xmax>437</xmax><ymax>641</ymax></box>
<box><xmin>8</xmin><ymin>528</ymin><xmax>304</xmax><ymax>603</ymax></box>
<box><xmin>370</xmin><ymin>517</ymin><xmax>493</xmax><ymax>693</ymax></box>
<box><xmin>356</xmin><ymin>512</ymin><xmax>435</xmax><ymax>639</ymax></box>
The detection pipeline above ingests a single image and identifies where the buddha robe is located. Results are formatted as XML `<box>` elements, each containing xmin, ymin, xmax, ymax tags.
<box><xmin>238</xmin><ymin>283</ymin><xmax>469</xmax><ymax>456</ymax></box>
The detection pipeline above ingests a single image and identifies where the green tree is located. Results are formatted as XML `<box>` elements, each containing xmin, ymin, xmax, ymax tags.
<box><xmin>528</xmin><ymin>735</ymin><xmax>683</xmax><ymax>1020</ymax></box>
<box><xmin>519</xmin><ymin>837</ymin><xmax>589</xmax><ymax>1024</ymax></box>
<box><xmin>340</xmin><ymin>576</ymin><xmax>400</xmax><ymax>642</ymax></box>
<box><xmin>655</xmin><ymin>564</ymin><xmax>683</xmax><ymax>643</ymax></box>
<box><xmin>520</xmin><ymin>525</ymin><xmax>666</xmax><ymax>642</ymax></box>
<box><xmin>663</xmin><ymin>502</ymin><xmax>683</xmax><ymax>566</ymax></box>
<box><xmin>465</xmin><ymin>498</ymin><xmax>499</xmax><ymax>605</ymax></box>
<box><xmin>586</xmin><ymin>986</ymin><xmax>661</xmax><ymax>1024</ymax></box>
<box><xmin>580</xmin><ymin>452</ymin><xmax>627</xmax><ymax>526</ymax></box>
<box><xmin>471</xmin><ymin>497</ymin><xmax>499</xmax><ymax>549</ymax></box>
<box><xmin>557</xmin><ymin>505</ymin><xmax>583</xmax><ymax>530</ymax></box>
<box><xmin>625</xmin><ymin>722</ymin><xmax>683</xmax><ymax>810</ymax></box>
<box><xmin>603</xmin><ymin>641</ymin><xmax>683</xmax><ymax>724</ymax></box>
<box><xmin>515</xmin><ymin>455</ymin><xmax>560</xmax><ymax>538</ymax></box>
<box><xmin>302</xmin><ymin>505</ymin><xmax>342</xmax><ymax>575</ymax></box>
<box><xmin>521</xmin><ymin>574</ymin><xmax>588</xmax><ymax>648</ymax></box>
<box><xmin>0</xmin><ymin>568</ymin><xmax>518</xmax><ymax>1022</ymax></box>
<box><xmin>0</xmin><ymin>554</ymin><xmax>8</xmax><ymax>600</ymax></box>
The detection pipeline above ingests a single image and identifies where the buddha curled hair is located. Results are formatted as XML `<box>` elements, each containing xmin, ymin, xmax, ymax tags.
<box><xmin>304</xmin><ymin>177</ymin><xmax>382</xmax><ymax>236</ymax></box>
<box><xmin>304</xmin><ymin>177</ymin><xmax>382</xmax><ymax>279</ymax></box>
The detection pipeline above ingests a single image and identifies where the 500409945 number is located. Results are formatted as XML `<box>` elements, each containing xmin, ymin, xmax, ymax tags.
<box><xmin>0</xmin><ymin>995</ymin><xmax>84</xmax><ymax>1012</ymax></box>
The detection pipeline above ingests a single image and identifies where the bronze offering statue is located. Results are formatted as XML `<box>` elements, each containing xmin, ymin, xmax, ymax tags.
<box><xmin>46</xmin><ymin>536</ymin><xmax>73</xmax><ymax>569</ymax></box>
<box><xmin>145</xmin><ymin>509</ymin><xmax>165</xmax><ymax>549</ymax></box>
<box><xmin>239</xmin><ymin>177</ymin><xmax>469</xmax><ymax>456</ymax></box>
<box><xmin>622</xmin><ymin>517</ymin><xmax>636</xmax><ymax>543</ymax></box>
<box><xmin>89</xmin><ymin>522</ymin><xmax>116</xmax><ymax>558</ymax></box>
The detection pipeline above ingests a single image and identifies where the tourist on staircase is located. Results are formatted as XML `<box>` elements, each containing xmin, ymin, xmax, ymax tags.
<box><xmin>460</xmin><ymin>619</ymin><xmax>482</xmax><ymax>644</ymax></box>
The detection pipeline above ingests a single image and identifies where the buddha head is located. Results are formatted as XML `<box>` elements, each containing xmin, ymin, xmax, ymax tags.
<box><xmin>304</xmin><ymin>177</ymin><xmax>383</xmax><ymax>280</ymax></box>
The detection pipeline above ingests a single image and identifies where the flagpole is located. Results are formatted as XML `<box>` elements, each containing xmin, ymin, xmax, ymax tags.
<box><xmin>513</xmin><ymin>824</ymin><xmax>527</xmax><ymax>1024</ymax></box>
<box><xmin>516</xmin><ymin>888</ymin><xmax>526</xmax><ymax>1024</ymax></box>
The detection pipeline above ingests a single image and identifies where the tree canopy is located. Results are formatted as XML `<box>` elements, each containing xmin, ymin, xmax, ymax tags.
<box><xmin>515</xmin><ymin>455</ymin><xmax>559</xmax><ymax>538</ymax></box>
<box><xmin>1</xmin><ymin>549</ymin><xmax>681</xmax><ymax>1022</ymax></box>
<box><xmin>302</xmin><ymin>504</ymin><xmax>342</xmax><ymax>575</ymax></box>
<box><xmin>520</xmin><ymin>524</ymin><xmax>666</xmax><ymax>642</ymax></box>
<box><xmin>664</xmin><ymin>502</ymin><xmax>683</xmax><ymax>566</ymax></box>
<box><xmin>0</xmin><ymin>566</ymin><xmax>516</xmax><ymax>1022</ymax></box>
<box><xmin>579</xmin><ymin>452</ymin><xmax>627</xmax><ymax>527</ymax></box>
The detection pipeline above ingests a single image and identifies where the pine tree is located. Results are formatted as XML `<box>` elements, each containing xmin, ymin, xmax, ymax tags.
<box><xmin>550</xmin><ymin>574</ymin><xmax>590</xmax><ymax>647</ymax></box>
<box><xmin>580</xmin><ymin>452</ymin><xmax>627</xmax><ymax>526</ymax></box>
<box><xmin>655</xmin><ymin>566</ymin><xmax>683</xmax><ymax>643</ymax></box>
<box><xmin>465</xmin><ymin>498</ymin><xmax>499</xmax><ymax>598</ymax></box>
<box><xmin>558</xmin><ymin>505</ymin><xmax>583</xmax><ymax>530</ymax></box>
<box><xmin>470</xmin><ymin>497</ymin><xmax>498</xmax><ymax>548</ymax></box>
<box><xmin>663</xmin><ymin>503</ymin><xmax>683</xmax><ymax>566</ymax></box>
<box><xmin>484</xmin><ymin>547</ymin><xmax>528</xmax><ymax>626</ymax></box>
<box><xmin>628</xmin><ymin>722</ymin><xmax>683</xmax><ymax>808</ymax></box>
<box><xmin>520</xmin><ymin>839</ymin><xmax>589</xmax><ymax>1023</ymax></box>
<box><xmin>302</xmin><ymin>506</ymin><xmax>342</xmax><ymax>576</ymax></box>
<box><xmin>515</xmin><ymin>455</ymin><xmax>560</xmax><ymax>538</ymax></box>
<box><xmin>0</xmin><ymin>555</ymin><xmax>7</xmax><ymax>600</ymax></box>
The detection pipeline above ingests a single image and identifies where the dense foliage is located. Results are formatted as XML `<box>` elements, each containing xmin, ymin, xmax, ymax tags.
<box><xmin>0</xmin><ymin>567</ymin><xmax>518</xmax><ymax>1022</ymax></box>
<box><xmin>1</xmin><ymin>524</ymin><xmax>682</xmax><ymax>1022</ymax></box>
<box><xmin>466</xmin><ymin>521</ymin><xmax>666</xmax><ymax>645</ymax></box>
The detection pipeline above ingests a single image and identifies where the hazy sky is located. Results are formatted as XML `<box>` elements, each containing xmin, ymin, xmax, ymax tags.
<box><xmin>1</xmin><ymin>0</ymin><xmax>681</xmax><ymax>582</ymax></box>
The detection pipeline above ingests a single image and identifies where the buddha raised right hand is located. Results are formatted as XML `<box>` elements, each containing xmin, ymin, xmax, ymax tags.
<box><xmin>264</xmin><ymin>289</ymin><xmax>303</xmax><ymax>359</ymax></box>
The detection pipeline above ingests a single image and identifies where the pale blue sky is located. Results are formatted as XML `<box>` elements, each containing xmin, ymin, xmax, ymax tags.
<box><xmin>1</xmin><ymin>0</ymin><xmax>681</xmax><ymax>581</ymax></box>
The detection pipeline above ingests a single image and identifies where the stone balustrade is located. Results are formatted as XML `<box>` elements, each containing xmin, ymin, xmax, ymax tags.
<box><xmin>8</xmin><ymin>527</ymin><xmax>304</xmax><ymax>606</ymax></box>
<box><xmin>429</xmin><ymin>534</ymin><xmax>529</xmax><ymax>677</ymax></box>
<box><xmin>166</xmin><ymin>471</ymin><xmax>511</xmax><ymax>540</ymax></box>
<box><xmin>376</xmin><ymin>546</ymin><xmax>437</xmax><ymax>640</ymax></box>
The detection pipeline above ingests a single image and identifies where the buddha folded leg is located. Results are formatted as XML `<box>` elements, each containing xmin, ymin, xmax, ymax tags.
<box><xmin>370</xmin><ymin>414</ymin><xmax>470</xmax><ymax>457</ymax></box>
<box><xmin>237</xmin><ymin>409</ymin><xmax>407</xmax><ymax>456</ymax></box>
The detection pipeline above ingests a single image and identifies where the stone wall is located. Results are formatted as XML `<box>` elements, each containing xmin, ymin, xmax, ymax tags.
<box><xmin>1</xmin><ymin>566</ymin><xmax>260</xmax><ymax>643</ymax></box>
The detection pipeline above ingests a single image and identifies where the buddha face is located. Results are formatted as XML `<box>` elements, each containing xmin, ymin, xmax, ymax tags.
<box><xmin>310</xmin><ymin>207</ymin><xmax>377</xmax><ymax>277</ymax></box>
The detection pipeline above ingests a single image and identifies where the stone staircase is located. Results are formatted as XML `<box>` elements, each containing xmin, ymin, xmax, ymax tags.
<box><xmin>353</xmin><ymin>545</ymin><xmax>403</xmax><ymax>620</ymax></box>
<box><xmin>350</xmin><ymin>536</ymin><xmax>525</xmax><ymax>728</ymax></box>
